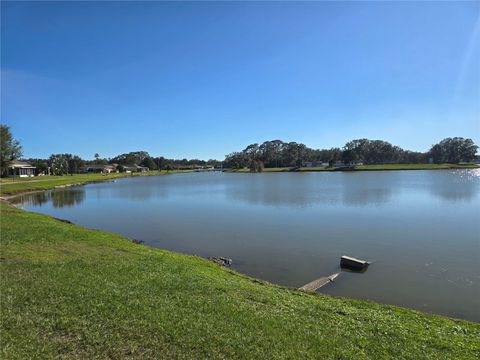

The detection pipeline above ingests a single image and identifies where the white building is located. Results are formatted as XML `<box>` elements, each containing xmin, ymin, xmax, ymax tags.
<box><xmin>8</xmin><ymin>161</ymin><xmax>36</xmax><ymax>177</ymax></box>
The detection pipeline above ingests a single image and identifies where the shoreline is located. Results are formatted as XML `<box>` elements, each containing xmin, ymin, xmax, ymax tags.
<box><xmin>225</xmin><ymin>163</ymin><xmax>479</xmax><ymax>173</ymax></box>
<box><xmin>1</xmin><ymin>164</ymin><xmax>478</xmax><ymax>199</ymax></box>
<box><xmin>1</xmin><ymin>198</ymin><xmax>473</xmax><ymax>323</ymax></box>
<box><xmin>1</xmin><ymin>201</ymin><xmax>479</xmax><ymax>358</ymax></box>
<box><xmin>0</xmin><ymin>170</ymin><xmax>192</xmax><ymax>198</ymax></box>
<box><xmin>0</xmin><ymin>180</ymin><xmax>116</xmax><ymax>202</ymax></box>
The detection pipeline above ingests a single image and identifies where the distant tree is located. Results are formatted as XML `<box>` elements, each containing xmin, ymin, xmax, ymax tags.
<box><xmin>46</xmin><ymin>154</ymin><xmax>84</xmax><ymax>175</ymax></box>
<box><xmin>154</xmin><ymin>156</ymin><xmax>167</xmax><ymax>170</ymax></box>
<box><xmin>67</xmin><ymin>155</ymin><xmax>85</xmax><ymax>174</ymax></box>
<box><xmin>225</xmin><ymin>137</ymin><xmax>477</xmax><ymax>169</ymax></box>
<box><xmin>165</xmin><ymin>164</ymin><xmax>174</xmax><ymax>172</ymax></box>
<box><xmin>249</xmin><ymin>159</ymin><xmax>264</xmax><ymax>173</ymax></box>
<box><xmin>117</xmin><ymin>165</ymin><xmax>125</xmax><ymax>173</ymax></box>
<box><xmin>344</xmin><ymin>139</ymin><xmax>403</xmax><ymax>164</ymax></box>
<box><xmin>110</xmin><ymin>151</ymin><xmax>150</xmax><ymax>166</ymax></box>
<box><xmin>224</xmin><ymin>151</ymin><xmax>249</xmax><ymax>169</ymax></box>
<box><xmin>328</xmin><ymin>148</ymin><xmax>342</xmax><ymax>166</ymax></box>
<box><xmin>141</xmin><ymin>157</ymin><xmax>157</xmax><ymax>170</ymax></box>
<box><xmin>399</xmin><ymin>151</ymin><xmax>427</xmax><ymax>164</ymax></box>
<box><xmin>244</xmin><ymin>143</ymin><xmax>260</xmax><ymax>159</ymax></box>
<box><xmin>26</xmin><ymin>159</ymin><xmax>48</xmax><ymax>175</ymax></box>
<box><xmin>0</xmin><ymin>125</ymin><xmax>23</xmax><ymax>177</ymax></box>
<box><xmin>342</xmin><ymin>149</ymin><xmax>359</xmax><ymax>165</ymax></box>
<box><xmin>281</xmin><ymin>142</ymin><xmax>307</xmax><ymax>167</ymax></box>
<box><xmin>206</xmin><ymin>159</ymin><xmax>222</xmax><ymax>168</ymax></box>
<box><xmin>429</xmin><ymin>137</ymin><xmax>478</xmax><ymax>164</ymax></box>
<box><xmin>258</xmin><ymin>141</ymin><xmax>276</xmax><ymax>167</ymax></box>
<box><xmin>49</xmin><ymin>154</ymin><xmax>69</xmax><ymax>175</ymax></box>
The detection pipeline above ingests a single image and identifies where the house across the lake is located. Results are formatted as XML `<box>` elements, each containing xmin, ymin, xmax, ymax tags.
<box><xmin>303</xmin><ymin>161</ymin><xmax>330</xmax><ymax>167</ymax></box>
<box><xmin>343</xmin><ymin>161</ymin><xmax>364</xmax><ymax>166</ymax></box>
<box><xmin>84</xmin><ymin>164</ymin><xmax>118</xmax><ymax>174</ymax></box>
<box><xmin>123</xmin><ymin>165</ymin><xmax>149</xmax><ymax>173</ymax></box>
<box><xmin>7</xmin><ymin>160</ymin><xmax>36</xmax><ymax>177</ymax></box>
<box><xmin>333</xmin><ymin>161</ymin><xmax>364</xmax><ymax>167</ymax></box>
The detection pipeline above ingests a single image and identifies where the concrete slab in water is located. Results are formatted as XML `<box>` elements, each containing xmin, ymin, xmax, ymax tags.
<box><xmin>299</xmin><ymin>273</ymin><xmax>340</xmax><ymax>292</ymax></box>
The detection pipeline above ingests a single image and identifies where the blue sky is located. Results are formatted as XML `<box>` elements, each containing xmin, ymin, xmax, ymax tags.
<box><xmin>1</xmin><ymin>1</ymin><xmax>479</xmax><ymax>160</ymax></box>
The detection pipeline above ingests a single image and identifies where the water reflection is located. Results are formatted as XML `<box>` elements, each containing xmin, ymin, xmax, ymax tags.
<box><xmin>427</xmin><ymin>170</ymin><xmax>479</xmax><ymax>203</ymax></box>
<box><xmin>340</xmin><ymin>173</ymin><xmax>394</xmax><ymax>206</ymax></box>
<box><xmin>224</xmin><ymin>171</ymin><xmax>479</xmax><ymax>207</ymax></box>
<box><xmin>225</xmin><ymin>174</ymin><xmax>335</xmax><ymax>208</ymax></box>
<box><xmin>12</xmin><ymin>170</ymin><xmax>480</xmax><ymax>210</ymax></box>
<box><xmin>89</xmin><ymin>179</ymin><xmax>169</xmax><ymax>201</ymax></box>
<box><xmin>14</xmin><ymin>188</ymin><xmax>85</xmax><ymax>208</ymax></box>
<box><xmin>225</xmin><ymin>174</ymin><xmax>322</xmax><ymax>207</ymax></box>
<box><xmin>225</xmin><ymin>173</ymin><xmax>395</xmax><ymax>208</ymax></box>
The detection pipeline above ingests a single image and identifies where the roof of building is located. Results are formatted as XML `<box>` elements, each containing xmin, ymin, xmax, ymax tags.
<box><xmin>123</xmin><ymin>164</ymin><xmax>148</xmax><ymax>169</ymax></box>
<box><xmin>85</xmin><ymin>164</ymin><xmax>116</xmax><ymax>169</ymax></box>
<box><xmin>10</xmin><ymin>161</ymin><xmax>36</xmax><ymax>168</ymax></box>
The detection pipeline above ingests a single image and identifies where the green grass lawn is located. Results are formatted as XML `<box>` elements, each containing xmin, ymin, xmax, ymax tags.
<box><xmin>1</xmin><ymin>203</ymin><xmax>479</xmax><ymax>359</ymax></box>
<box><xmin>0</xmin><ymin>170</ymin><xmax>191</xmax><ymax>196</ymax></box>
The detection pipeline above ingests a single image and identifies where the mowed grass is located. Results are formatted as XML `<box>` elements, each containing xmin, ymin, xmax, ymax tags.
<box><xmin>1</xmin><ymin>204</ymin><xmax>479</xmax><ymax>359</ymax></box>
<box><xmin>228</xmin><ymin>163</ymin><xmax>479</xmax><ymax>173</ymax></box>
<box><xmin>0</xmin><ymin>171</ymin><xmax>191</xmax><ymax>196</ymax></box>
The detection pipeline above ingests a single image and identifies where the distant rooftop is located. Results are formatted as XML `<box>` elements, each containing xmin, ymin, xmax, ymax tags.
<box><xmin>10</xmin><ymin>160</ymin><xmax>36</xmax><ymax>168</ymax></box>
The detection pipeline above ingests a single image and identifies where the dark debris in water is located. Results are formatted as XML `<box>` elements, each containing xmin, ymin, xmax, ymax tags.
<box><xmin>209</xmin><ymin>256</ymin><xmax>232</xmax><ymax>267</ymax></box>
<box><xmin>53</xmin><ymin>217</ymin><xmax>73</xmax><ymax>224</ymax></box>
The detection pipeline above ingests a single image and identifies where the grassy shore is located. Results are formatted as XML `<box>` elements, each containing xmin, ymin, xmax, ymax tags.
<box><xmin>228</xmin><ymin>163</ymin><xmax>479</xmax><ymax>173</ymax></box>
<box><xmin>1</xmin><ymin>203</ymin><xmax>479</xmax><ymax>358</ymax></box>
<box><xmin>0</xmin><ymin>170</ymin><xmax>191</xmax><ymax>197</ymax></box>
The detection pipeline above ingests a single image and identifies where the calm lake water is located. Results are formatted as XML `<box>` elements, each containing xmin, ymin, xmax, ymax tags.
<box><xmin>14</xmin><ymin>170</ymin><xmax>480</xmax><ymax>321</ymax></box>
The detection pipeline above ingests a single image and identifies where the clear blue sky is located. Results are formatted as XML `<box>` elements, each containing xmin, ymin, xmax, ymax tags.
<box><xmin>1</xmin><ymin>1</ymin><xmax>479</xmax><ymax>160</ymax></box>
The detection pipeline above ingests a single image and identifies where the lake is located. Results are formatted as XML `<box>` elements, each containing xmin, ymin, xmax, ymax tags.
<box><xmin>14</xmin><ymin>170</ymin><xmax>480</xmax><ymax>321</ymax></box>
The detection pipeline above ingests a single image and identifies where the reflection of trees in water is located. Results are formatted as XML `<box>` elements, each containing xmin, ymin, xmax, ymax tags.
<box><xmin>11</xmin><ymin>192</ymin><xmax>49</xmax><ymax>207</ymax></box>
<box><xmin>225</xmin><ymin>173</ymin><xmax>395</xmax><ymax>208</ymax></box>
<box><xmin>119</xmin><ymin>185</ymin><xmax>162</xmax><ymax>201</ymax></box>
<box><xmin>341</xmin><ymin>186</ymin><xmax>393</xmax><ymax>206</ymax></box>
<box><xmin>225</xmin><ymin>174</ymin><xmax>332</xmax><ymax>208</ymax></box>
<box><xmin>340</xmin><ymin>173</ymin><xmax>395</xmax><ymax>206</ymax></box>
<box><xmin>427</xmin><ymin>170</ymin><xmax>479</xmax><ymax>203</ymax></box>
<box><xmin>14</xmin><ymin>188</ymin><xmax>86</xmax><ymax>208</ymax></box>
<box><xmin>94</xmin><ymin>179</ymin><xmax>168</xmax><ymax>201</ymax></box>
<box><xmin>13</xmin><ymin>170</ymin><xmax>479</xmax><ymax>210</ymax></box>
<box><xmin>50</xmin><ymin>189</ymin><xmax>85</xmax><ymax>208</ymax></box>
<box><xmin>431</xmin><ymin>188</ymin><xmax>476</xmax><ymax>202</ymax></box>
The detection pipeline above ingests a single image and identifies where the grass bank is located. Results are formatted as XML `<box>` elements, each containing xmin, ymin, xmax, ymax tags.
<box><xmin>1</xmin><ymin>203</ymin><xmax>479</xmax><ymax>359</ymax></box>
<box><xmin>228</xmin><ymin>163</ymin><xmax>479</xmax><ymax>173</ymax></box>
<box><xmin>0</xmin><ymin>170</ymin><xmax>191</xmax><ymax>197</ymax></box>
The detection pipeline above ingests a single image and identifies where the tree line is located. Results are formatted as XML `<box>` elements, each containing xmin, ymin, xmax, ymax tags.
<box><xmin>223</xmin><ymin>138</ymin><xmax>478</xmax><ymax>169</ymax></box>
<box><xmin>0</xmin><ymin>125</ymin><xmax>221</xmax><ymax>176</ymax></box>
<box><xmin>1</xmin><ymin>124</ymin><xmax>478</xmax><ymax>176</ymax></box>
<box><xmin>23</xmin><ymin>152</ymin><xmax>222</xmax><ymax>176</ymax></box>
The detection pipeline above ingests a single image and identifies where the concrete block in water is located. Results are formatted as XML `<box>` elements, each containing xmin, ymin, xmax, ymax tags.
<box><xmin>340</xmin><ymin>255</ymin><xmax>369</xmax><ymax>270</ymax></box>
